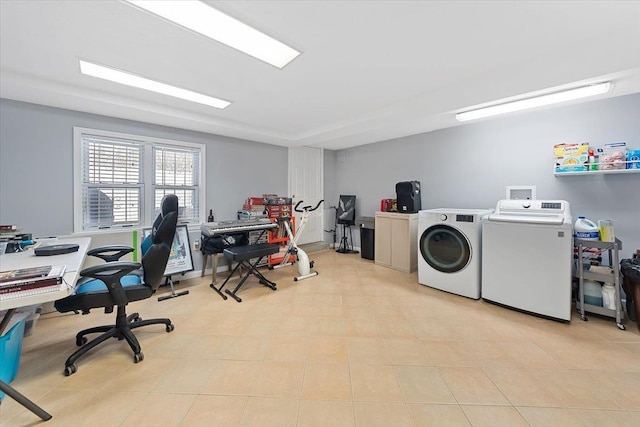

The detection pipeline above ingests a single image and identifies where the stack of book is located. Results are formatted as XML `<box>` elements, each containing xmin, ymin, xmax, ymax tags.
<box><xmin>0</xmin><ymin>224</ymin><xmax>18</xmax><ymax>240</ymax></box>
<box><xmin>0</xmin><ymin>265</ymin><xmax>66</xmax><ymax>300</ymax></box>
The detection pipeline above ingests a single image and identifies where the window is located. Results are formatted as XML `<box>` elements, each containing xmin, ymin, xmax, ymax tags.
<box><xmin>74</xmin><ymin>127</ymin><xmax>205</xmax><ymax>232</ymax></box>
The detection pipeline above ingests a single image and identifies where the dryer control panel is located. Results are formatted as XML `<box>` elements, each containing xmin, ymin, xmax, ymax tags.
<box><xmin>456</xmin><ymin>214</ymin><xmax>475</xmax><ymax>223</ymax></box>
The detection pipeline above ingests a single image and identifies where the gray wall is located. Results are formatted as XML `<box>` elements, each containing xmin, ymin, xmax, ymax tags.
<box><xmin>2</xmin><ymin>94</ymin><xmax>639</xmax><ymax>263</ymax></box>
<box><xmin>0</xmin><ymin>99</ymin><xmax>288</xmax><ymax>274</ymax></box>
<box><xmin>331</xmin><ymin>93</ymin><xmax>640</xmax><ymax>258</ymax></box>
<box><xmin>0</xmin><ymin>98</ymin><xmax>288</xmax><ymax>237</ymax></box>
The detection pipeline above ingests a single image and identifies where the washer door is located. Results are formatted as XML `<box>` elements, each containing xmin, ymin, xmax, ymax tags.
<box><xmin>420</xmin><ymin>225</ymin><xmax>471</xmax><ymax>273</ymax></box>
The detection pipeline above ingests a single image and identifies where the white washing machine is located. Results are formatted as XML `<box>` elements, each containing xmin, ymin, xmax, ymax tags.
<box><xmin>418</xmin><ymin>208</ymin><xmax>493</xmax><ymax>299</ymax></box>
<box><xmin>482</xmin><ymin>200</ymin><xmax>573</xmax><ymax>321</ymax></box>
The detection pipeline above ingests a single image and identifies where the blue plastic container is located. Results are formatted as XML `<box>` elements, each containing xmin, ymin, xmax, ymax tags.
<box><xmin>0</xmin><ymin>317</ymin><xmax>26</xmax><ymax>400</ymax></box>
<box><xmin>579</xmin><ymin>279</ymin><xmax>603</xmax><ymax>307</ymax></box>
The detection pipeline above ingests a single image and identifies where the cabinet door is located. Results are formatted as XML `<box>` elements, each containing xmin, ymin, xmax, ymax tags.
<box><xmin>375</xmin><ymin>215</ymin><xmax>391</xmax><ymax>266</ymax></box>
<box><xmin>391</xmin><ymin>218</ymin><xmax>410</xmax><ymax>271</ymax></box>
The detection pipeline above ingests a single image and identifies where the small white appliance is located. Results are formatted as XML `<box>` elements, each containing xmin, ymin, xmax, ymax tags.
<box><xmin>418</xmin><ymin>208</ymin><xmax>493</xmax><ymax>299</ymax></box>
<box><xmin>482</xmin><ymin>199</ymin><xmax>573</xmax><ymax>321</ymax></box>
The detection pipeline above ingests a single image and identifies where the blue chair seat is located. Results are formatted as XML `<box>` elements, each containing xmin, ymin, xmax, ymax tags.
<box><xmin>55</xmin><ymin>273</ymin><xmax>153</xmax><ymax>313</ymax></box>
<box><xmin>75</xmin><ymin>275</ymin><xmax>141</xmax><ymax>294</ymax></box>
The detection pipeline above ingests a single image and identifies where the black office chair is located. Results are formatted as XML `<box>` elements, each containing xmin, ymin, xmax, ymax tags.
<box><xmin>54</xmin><ymin>194</ymin><xmax>179</xmax><ymax>376</ymax></box>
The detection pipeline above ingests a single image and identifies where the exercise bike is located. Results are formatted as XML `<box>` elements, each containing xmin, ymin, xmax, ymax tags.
<box><xmin>270</xmin><ymin>199</ymin><xmax>324</xmax><ymax>281</ymax></box>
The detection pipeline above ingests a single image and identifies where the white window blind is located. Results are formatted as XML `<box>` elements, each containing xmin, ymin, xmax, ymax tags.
<box><xmin>74</xmin><ymin>127</ymin><xmax>205</xmax><ymax>232</ymax></box>
<box><xmin>153</xmin><ymin>146</ymin><xmax>200</xmax><ymax>223</ymax></box>
<box><xmin>81</xmin><ymin>136</ymin><xmax>144</xmax><ymax>229</ymax></box>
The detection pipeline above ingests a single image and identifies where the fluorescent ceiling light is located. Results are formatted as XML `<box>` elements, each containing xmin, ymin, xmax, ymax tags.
<box><xmin>456</xmin><ymin>82</ymin><xmax>612</xmax><ymax>122</ymax></box>
<box><xmin>124</xmin><ymin>0</ymin><xmax>300</xmax><ymax>69</ymax></box>
<box><xmin>79</xmin><ymin>60</ymin><xmax>231</xmax><ymax>109</ymax></box>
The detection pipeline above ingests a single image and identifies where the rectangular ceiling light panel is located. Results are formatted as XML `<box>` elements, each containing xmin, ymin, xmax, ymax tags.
<box><xmin>79</xmin><ymin>60</ymin><xmax>231</xmax><ymax>109</ymax></box>
<box><xmin>125</xmin><ymin>0</ymin><xmax>300</xmax><ymax>68</ymax></box>
<box><xmin>456</xmin><ymin>82</ymin><xmax>612</xmax><ymax>122</ymax></box>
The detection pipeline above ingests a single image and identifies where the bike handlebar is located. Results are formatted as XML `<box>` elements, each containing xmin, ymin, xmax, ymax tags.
<box><xmin>294</xmin><ymin>199</ymin><xmax>324</xmax><ymax>213</ymax></box>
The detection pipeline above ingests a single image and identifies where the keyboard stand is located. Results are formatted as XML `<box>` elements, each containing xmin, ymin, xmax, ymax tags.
<box><xmin>210</xmin><ymin>243</ymin><xmax>280</xmax><ymax>303</ymax></box>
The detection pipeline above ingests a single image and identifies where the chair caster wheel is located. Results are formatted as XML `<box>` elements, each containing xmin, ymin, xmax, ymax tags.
<box><xmin>76</xmin><ymin>336</ymin><xmax>88</xmax><ymax>346</ymax></box>
<box><xmin>64</xmin><ymin>364</ymin><xmax>77</xmax><ymax>376</ymax></box>
<box><xmin>166</xmin><ymin>324</ymin><xmax>175</xmax><ymax>332</ymax></box>
<box><xmin>134</xmin><ymin>352</ymin><xmax>144</xmax><ymax>363</ymax></box>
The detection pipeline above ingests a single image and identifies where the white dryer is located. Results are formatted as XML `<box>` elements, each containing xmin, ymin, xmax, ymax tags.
<box><xmin>418</xmin><ymin>209</ymin><xmax>493</xmax><ymax>299</ymax></box>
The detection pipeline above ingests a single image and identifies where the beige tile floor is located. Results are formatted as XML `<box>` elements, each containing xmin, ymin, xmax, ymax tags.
<box><xmin>1</xmin><ymin>249</ymin><xmax>639</xmax><ymax>426</ymax></box>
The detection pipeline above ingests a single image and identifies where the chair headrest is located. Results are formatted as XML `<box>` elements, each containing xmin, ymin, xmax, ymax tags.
<box><xmin>161</xmin><ymin>194</ymin><xmax>179</xmax><ymax>216</ymax></box>
<box><xmin>151</xmin><ymin>194</ymin><xmax>179</xmax><ymax>231</ymax></box>
<box><xmin>153</xmin><ymin>194</ymin><xmax>179</xmax><ymax>246</ymax></box>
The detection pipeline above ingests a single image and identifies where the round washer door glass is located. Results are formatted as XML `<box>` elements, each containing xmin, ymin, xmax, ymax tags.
<box><xmin>420</xmin><ymin>225</ymin><xmax>471</xmax><ymax>273</ymax></box>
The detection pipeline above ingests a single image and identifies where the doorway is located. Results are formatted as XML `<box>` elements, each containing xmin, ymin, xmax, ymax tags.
<box><xmin>288</xmin><ymin>147</ymin><xmax>324</xmax><ymax>245</ymax></box>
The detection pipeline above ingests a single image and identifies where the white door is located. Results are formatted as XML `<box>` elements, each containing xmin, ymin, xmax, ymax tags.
<box><xmin>288</xmin><ymin>147</ymin><xmax>324</xmax><ymax>245</ymax></box>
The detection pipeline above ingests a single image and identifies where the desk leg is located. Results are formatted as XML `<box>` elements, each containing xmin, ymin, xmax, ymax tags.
<box><xmin>0</xmin><ymin>380</ymin><xmax>52</xmax><ymax>421</ymax></box>
<box><xmin>0</xmin><ymin>308</ymin><xmax>15</xmax><ymax>335</ymax></box>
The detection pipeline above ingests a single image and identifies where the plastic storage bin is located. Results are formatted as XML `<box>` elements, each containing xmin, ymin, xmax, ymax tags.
<box><xmin>579</xmin><ymin>279</ymin><xmax>603</xmax><ymax>306</ymax></box>
<box><xmin>23</xmin><ymin>306</ymin><xmax>42</xmax><ymax>337</ymax></box>
<box><xmin>0</xmin><ymin>316</ymin><xmax>27</xmax><ymax>400</ymax></box>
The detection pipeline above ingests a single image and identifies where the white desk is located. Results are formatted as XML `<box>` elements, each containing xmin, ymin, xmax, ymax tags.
<box><xmin>0</xmin><ymin>236</ymin><xmax>91</xmax><ymax>421</ymax></box>
<box><xmin>0</xmin><ymin>237</ymin><xmax>91</xmax><ymax>311</ymax></box>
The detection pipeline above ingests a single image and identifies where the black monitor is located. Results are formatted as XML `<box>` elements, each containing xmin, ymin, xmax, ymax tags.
<box><xmin>337</xmin><ymin>195</ymin><xmax>356</xmax><ymax>226</ymax></box>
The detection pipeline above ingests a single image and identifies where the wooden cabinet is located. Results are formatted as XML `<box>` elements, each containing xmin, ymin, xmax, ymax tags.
<box><xmin>374</xmin><ymin>212</ymin><xmax>418</xmax><ymax>273</ymax></box>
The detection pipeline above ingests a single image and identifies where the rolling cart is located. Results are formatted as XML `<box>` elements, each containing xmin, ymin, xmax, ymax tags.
<box><xmin>575</xmin><ymin>238</ymin><xmax>625</xmax><ymax>330</ymax></box>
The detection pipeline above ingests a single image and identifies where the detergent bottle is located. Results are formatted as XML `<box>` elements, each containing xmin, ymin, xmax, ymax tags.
<box><xmin>574</xmin><ymin>216</ymin><xmax>600</xmax><ymax>241</ymax></box>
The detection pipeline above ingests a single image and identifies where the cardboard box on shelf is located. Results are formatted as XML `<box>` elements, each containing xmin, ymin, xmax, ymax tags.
<box><xmin>626</xmin><ymin>149</ymin><xmax>640</xmax><ymax>169</ymax></box>
<box><xmin>554</xmin><ymin>142</ymin><xmax>589</xmax><ymax>173</ymax></box>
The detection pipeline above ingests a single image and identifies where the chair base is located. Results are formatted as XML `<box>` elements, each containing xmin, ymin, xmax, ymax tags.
<box><xmin>63</xmin><ymin>305</ymin><xmax>174</xmax><ymax>376</ymax></box>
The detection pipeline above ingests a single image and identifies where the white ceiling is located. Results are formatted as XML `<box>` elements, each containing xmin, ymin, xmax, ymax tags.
<box><xmin>1</xmin><ymin>1</ymin><xmax>640</xmax><ymax>150</ymax></box>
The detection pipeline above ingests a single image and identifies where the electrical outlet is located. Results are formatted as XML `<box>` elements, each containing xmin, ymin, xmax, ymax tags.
<box><xmin>193</xmin><ymin>240</ymin><xmax>200</xmax><ymax>251</ymax></box>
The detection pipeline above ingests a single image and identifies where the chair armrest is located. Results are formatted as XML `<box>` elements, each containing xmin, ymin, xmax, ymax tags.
<box><xmin>87</xmin><ymin>245</ymin><xmax>135</xmax><ymax>262</ymax></box>
<box><xmin>80</xmin><ymin>261</ymin><xmax>142</xmax><ymax>306</ymax></box>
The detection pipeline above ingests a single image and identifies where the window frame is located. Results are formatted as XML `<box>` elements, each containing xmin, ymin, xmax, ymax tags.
<box><xmin>73</xmin><ymin>127</ymin><xmax>206</xmax><ymax>233</ymax></box>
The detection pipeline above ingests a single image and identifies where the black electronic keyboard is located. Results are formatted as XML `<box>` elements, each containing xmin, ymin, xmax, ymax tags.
<box><xmin>200</xmin><ymin>219</ymin><xmax>277</xmax><ymax>237</ymax></box>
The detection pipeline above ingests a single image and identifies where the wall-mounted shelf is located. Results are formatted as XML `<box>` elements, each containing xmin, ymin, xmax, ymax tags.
<box><xmin>555</xmin><ymin>159</ymin><xmax>640</xmax><ymax>176</ymax></box>
<box><xmin>555</xmin><ymin>168</ymin><xmax>640</xmax><ymax>177</ymax></box>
